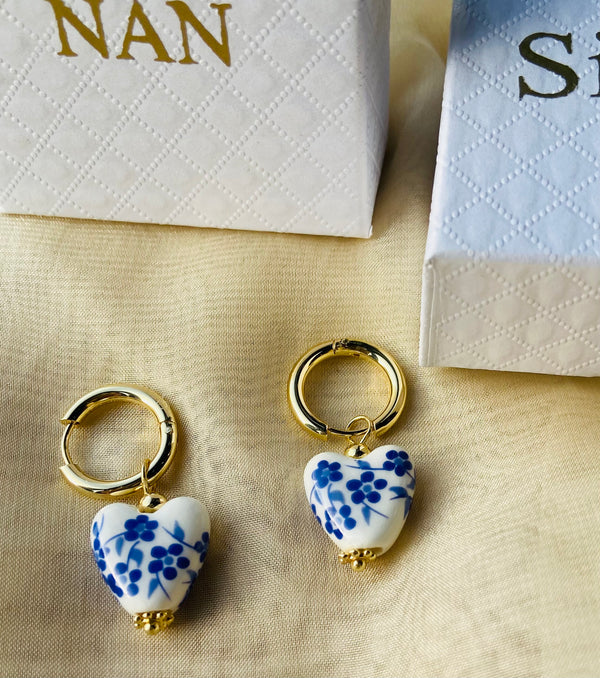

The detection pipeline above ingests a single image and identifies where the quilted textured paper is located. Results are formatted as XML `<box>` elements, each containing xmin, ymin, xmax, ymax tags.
<box><xmin>420</xmin><ymin>0</ymin><xmax>600</xmax><ymax>375</ymax></box>
<box><xmin>0</xmin><ymin>0</ymin><xmax>389</xmax><ymax>237</ymax></box>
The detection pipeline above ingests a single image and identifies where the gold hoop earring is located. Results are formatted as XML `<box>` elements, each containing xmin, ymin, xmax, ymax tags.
<box><xmin>60</xmin><ymin>385</ymin><xmax>210</xmax><ymax>634</ymax></box>
<box><xmin>288</xmin><ymin>340</ymin><xmax>415</xmax><ymax>571</ymax></box>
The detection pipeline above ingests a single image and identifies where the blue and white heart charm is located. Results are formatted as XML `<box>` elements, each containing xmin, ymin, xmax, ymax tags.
<box><xmin>91</xmin><ymin>496</ymin><xmax>210</xmax><ymax>631</ymax></box>
<box><xmin>304</xmin><ymin>445</ymin><xmax>415</xmax><ymax>569</ymax></box>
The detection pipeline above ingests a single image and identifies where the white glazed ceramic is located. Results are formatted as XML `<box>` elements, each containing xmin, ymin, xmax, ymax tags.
<box><xmin>304</xmin><ymin>445</ymin><xmax>415</xmax><ymax>555</ymax></box>
<box><xmin>91</xmin><ymin>496</ymin><xmax>210</xmax><ymax>615</ymax></box>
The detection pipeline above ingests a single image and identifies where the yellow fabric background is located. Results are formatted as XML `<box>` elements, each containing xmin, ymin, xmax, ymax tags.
<box><xmin>1</xmin><ymin>1</ymin><xmax>599</xmax><ymax>676</ymax></box>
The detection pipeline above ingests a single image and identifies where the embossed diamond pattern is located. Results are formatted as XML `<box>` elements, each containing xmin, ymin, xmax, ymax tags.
<box><xmin>421</xmin><ymin>0</ymin><xmax>600</xmax><ymax>376</ymax></box>
<box><xmin>0</xmin><ymin>0</ymin><xmax>389</xmax><ymax>236</ymax></box>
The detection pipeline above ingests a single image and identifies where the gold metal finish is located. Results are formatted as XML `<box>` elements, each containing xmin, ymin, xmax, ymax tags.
<box><xmin>344</xmin><ymin>443</ymin><xmax>370</xmax><ymax>460</ymax></box>
<box><xmin>338</xmin><ymin>549</ymin><xmax>378</xmax><ymax>571</ymax></box>
<box><xmin>133</xmin><ymin>610</ymin><xmax>175</xmax><ymax>634</ymax></box>
<box><xmin>343</xmin><ymin>416</ymin><xmax>374</xmax><ymax>458</ymax></box>
<box><xmin>288</xmin><ymin>339</ymin><xmax>407</xmax><ymax>440</ymax></box>
<box><xmin>60</xmin><ymin>385</ymin><xmax>177</xmax><ymax>497</ymax></box>
<box><xmin>138</xmin><ymin>458</ymin><xmax>167</xmax><ymax>513</ymax></box>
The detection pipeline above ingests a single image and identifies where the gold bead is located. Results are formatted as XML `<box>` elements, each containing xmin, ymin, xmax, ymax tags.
<box><xmin>138</xmin><ymin>493</ymin><xmax>166</xmax><ymax>513</ymax></box>
<box><xmin>344</xmin><ymin>443</ymin><xmax>370</xmax><ymax>459</ymax></box>
<box><xmin>351</xmin><ymin>558</ymin><xmax>366</xmax><ymax>571</ymax></box>
<box><xmin>133</xmin><ymin>610</ymin><xmax>174</xmax><ymax>634</ymax></box>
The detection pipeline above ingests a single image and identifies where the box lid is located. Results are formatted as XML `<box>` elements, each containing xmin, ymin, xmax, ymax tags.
<box><xmin>0</xmin><ymin>0</ymin><xmax>389</xmax><ymax>237</ymax></box>
<box><xmin>421</xmin><ymin>0</ymin><xmax>600</xmax><ymax>376</ymax></box>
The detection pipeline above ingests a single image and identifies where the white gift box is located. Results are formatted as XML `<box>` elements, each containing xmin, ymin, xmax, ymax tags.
<box><xmin>420</xmin><ymin>0</ymin><xmax>600</xmax><ymax>376</ymax></box>
<box><xmin>0</xmin><ymin>0</ymin><xmax>389</xmax><ymax>237</ymax></box>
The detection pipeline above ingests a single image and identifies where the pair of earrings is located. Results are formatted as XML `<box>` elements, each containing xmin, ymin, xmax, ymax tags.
<box><xmin>60</xmin><ymin>340</ymin><xmax>416</xmax><ymax>634</ymax></box>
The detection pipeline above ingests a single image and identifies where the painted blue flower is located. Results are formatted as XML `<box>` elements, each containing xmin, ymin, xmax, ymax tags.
<box><xmin>92</xmin><ymin>523</ymin><xmax>107</xmax><ymax>572</ymax></box>
<box><xmin>92</xmin><ymin>519</ymin><xmax>124</xmax><ymax>596</ymax></box>
<box><xmin>104</xmin><ymin>573</ymin><xmax>124</xmax><ymax>598</ymax></box>
<box><xmin>312</xmin><ymin>460</ymin><xmax>343</xmax><ymax>488</ymax></box>
<box><xmin>124</xmin><ymin>514</ymin><xmax>158</xmax><ymax>542</ymax></box>
<box><xmin>193</xmin><ymin>532</ymin><xmax>210</xmax><ymax>564</ymax></box>
<box><xmin>92</xmin><ymin>518</ymin><xmax>147</xmax><ymax>598</ymax></box>
<box><xmin>337</xmin><ymin>504</ymin><xmax>357</xmax><ymax>530</ymax></box>
<box><xmin>114</xmin><ymin>560</ymin><xmax>144</xmax><ymax>597</ymax></box>
<box><xmin>346</xmin><ymin>471</ymin><xmax>388</xmax><ymax>504</ymax></box>
<box><xmin>383</xmin><ymin>450</ymin><xmax>413</xmax><ymax>477</ymax></box>
<box><xmin>125</xmin><ymin>568</ymin><xmax>143</xmax><ymax>596</ymax></box>
<box><xmin>312</xmin><ymin>502</ymin><xmax>356</xmax><ymax>532</ymax></box>
<box><xmin>323</xmin><ymin>509</ymin><xmax>343</xmax><ymax>540</ymax></box>
<box><xmin>148</xmin><ymin>544</ymin><xmax>191</xmax><ymax>580</ymax></box>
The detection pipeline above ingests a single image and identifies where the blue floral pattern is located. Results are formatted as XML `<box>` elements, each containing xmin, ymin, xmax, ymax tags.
<box><xmin>123</xmin><ymin>515</ymin><xmax>158</xmax><ymax>542</ymax></box>
<box><xmin>91</xmin><ymin>509</ymin><xmax>208</xmax><ymax>602</ymax></box>
<box><xmin>312</xmin><ymin>460</ymin><xmax>344</xmax><ymax>488</ymax></box>
<box><xmin>383</xmin><ymin>449</ymin><xmax>413</xmax><ymax>477</ymax></box>
<box><xmin>346</xmin><ymin>471</ymin><xmax>388</xmax><ymax>504</ymax></box>
<box><xmin>194</xmin><ymin>532</ymin><xmax>210</xmax><ymax>564</ymax></box>
<box><xmin>307</xmin><ymin>446</ymin><xmax>415</xmax><ymax>545</ymax></box>
<box><xmin>92</xmin><ymin>518</ymin><xmax>125</xmax><ymax>598</ymax></box>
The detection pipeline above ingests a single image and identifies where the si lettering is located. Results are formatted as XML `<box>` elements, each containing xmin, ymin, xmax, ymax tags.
<box><xmin>519</xmin><ymin>31</ymin><xmax>600</xmax><ymax>99</ymax></box>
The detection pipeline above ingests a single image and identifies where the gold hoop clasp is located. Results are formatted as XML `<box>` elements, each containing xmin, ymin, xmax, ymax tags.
<box><xmin>288</xmin><ymin>339</ymin><xmax>407</xmax><ymax>440</ymax></box>
<box><xmin>60</xmin><ymin>385</ymin><xmax>177</xmax><ymax>497</ymax></box>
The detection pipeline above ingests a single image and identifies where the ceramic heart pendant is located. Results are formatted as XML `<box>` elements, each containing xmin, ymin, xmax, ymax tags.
<box><xmin>304</xmin><ymin>445</ymin><xmax>415</xmax><ymax>570</ymax></box>
<box><xmin>91</xmin><ymin>496</ymin><xmax>210</xmax><ymax>632</ymax></box>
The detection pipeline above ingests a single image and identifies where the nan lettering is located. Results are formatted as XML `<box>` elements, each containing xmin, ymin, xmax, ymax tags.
<box><xmin>44</xmin><ymin>0</ymin><xmax>232</xmax><ymax>67</ymax></box>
